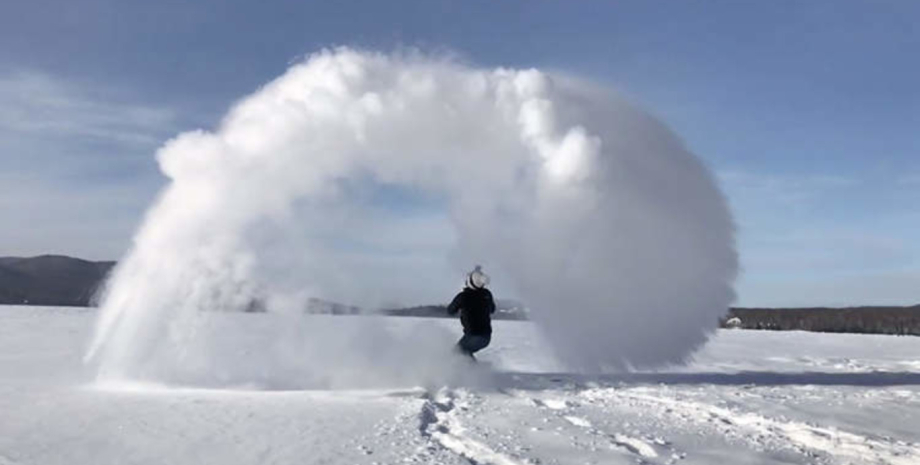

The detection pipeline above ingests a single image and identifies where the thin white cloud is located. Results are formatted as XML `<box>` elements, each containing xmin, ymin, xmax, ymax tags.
<box><xmin>0</xmin><ymin>71</ymin><xmax>177</xmax><ymax>146</ymax></box>
<box><xmin>740</xmin><ymin>228</ymin><xmax>914</xmax><ymax>274</ymax></box>
<box><xmin>0</xmin><ymin>172</ymin><xmax>157</xmax><ymax>260</ymax></box>
<box><xmin>717</xmin><ymin>170</ymin><xmax>857</xmax><ymax>206</ymax></box>
<box><xmin>716</xmin><ymin>169</ymin><xmax>861</xmax><ymax>227</ymax></box>
<box><xmin>717</xmin><ymin>169</ymin><xmax>920</xmax><ymax>306</ymax></box>
<box><xmin>736</xmin><ymin>270</ymin><xmax>920</xmax><ymax>308</ymax></box>
<box><xmin>898</xmin><ymin>173</ymin><xmax>920</xmax><ymax>186</ymax></box>
<box><xmin>0</xmin><ymin>70</ymin><xmax>179</xmax><ymax>259</ymax></box>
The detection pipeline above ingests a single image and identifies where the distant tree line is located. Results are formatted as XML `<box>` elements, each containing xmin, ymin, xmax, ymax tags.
<box><xmin>4</xmin><ymin>256</ymin><xmax>918</xmax><ymax>336</ymax></box>
<box><xmin>722</xmin><ymin>306</ymin><xmax>920</xmax><ymax>336</ymax></box>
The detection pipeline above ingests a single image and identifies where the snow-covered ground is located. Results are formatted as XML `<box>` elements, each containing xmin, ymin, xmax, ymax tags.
<box><xmin>1</xmin><ymin>306</ymin><xmax>919</xmax><ymax>465</ymax></box>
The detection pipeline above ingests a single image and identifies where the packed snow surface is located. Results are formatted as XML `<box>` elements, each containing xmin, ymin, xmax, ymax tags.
<box><xmin>3</xmin><ymin>306</ymin><xmax>920</xmax><ymax>465</ymax></box>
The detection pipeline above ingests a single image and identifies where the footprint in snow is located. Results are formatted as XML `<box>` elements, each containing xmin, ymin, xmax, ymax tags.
<box><xmin>558</xmin><ymin>407</ymin><xmax>678</xmax><ymax>461</ymax></box>
<box><xmin>563</xmin><ymin>416</ymin><xmax>592</xmax><ymax>428</ymax></box>
<box><xmin>533</xmin><ymin>398</ymin><xmax>569</xmax><ymax>410</ymax></box>
<box><xmin>609</xmin><ymin>434</ymin><xmax>658</xmax><ymax>459</ymax></box>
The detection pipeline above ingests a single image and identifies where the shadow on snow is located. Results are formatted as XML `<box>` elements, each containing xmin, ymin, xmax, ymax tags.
<box><xmin>494</xmin><ymin>370</ymin><xmax>920</xmax><ymax>390</ymax></box>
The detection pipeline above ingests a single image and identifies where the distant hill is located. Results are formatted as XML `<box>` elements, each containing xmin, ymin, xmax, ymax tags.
<box><xmin>0</xmin><ymin>255</ymin><xmax>115</xmax><ymax>306</ymax></box>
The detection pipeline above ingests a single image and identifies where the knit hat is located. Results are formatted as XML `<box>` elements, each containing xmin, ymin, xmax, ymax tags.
<box><xmin>466</xmin><ymin>265</ymin><xmax>490</xmax><ymax>289</ymax></box>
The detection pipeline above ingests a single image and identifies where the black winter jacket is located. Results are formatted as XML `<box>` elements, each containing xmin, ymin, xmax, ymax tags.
<box><xmin>447</xmin><ymin>287</ymin><xmax>496</xmax><ymax>335</ymax></box>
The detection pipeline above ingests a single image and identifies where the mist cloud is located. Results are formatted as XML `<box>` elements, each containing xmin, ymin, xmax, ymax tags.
<box><xmin>86</xmin><ymin>48</ymin><xmax>737</xmax><ymax>386</ymax></box>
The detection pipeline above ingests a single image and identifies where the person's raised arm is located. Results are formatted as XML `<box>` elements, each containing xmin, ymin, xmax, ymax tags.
<box><xmin>447</xmin><ymin>292</ymin><xmax>463</xmax><ymax>315</ymax></box>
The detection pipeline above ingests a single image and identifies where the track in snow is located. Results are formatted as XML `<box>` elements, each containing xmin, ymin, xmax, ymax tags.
<box><xmin>416</xmin><ymin>388</ymin><xmax>530</xmax><ymax>465</ymax></box>
<box><xmin>586</xmin><ymin>386</ymin><xmax>920</xmax><ymax>465</ymax></box>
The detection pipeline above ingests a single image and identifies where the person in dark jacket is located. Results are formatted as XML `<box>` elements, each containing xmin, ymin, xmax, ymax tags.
<box><xmin>447</xmin><ymin>265</ymin><xmax>496</xmax><ymax>358</ymax></box>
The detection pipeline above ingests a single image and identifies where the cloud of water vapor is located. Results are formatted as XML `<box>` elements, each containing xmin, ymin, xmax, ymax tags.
<box><xmin>86</xmin><ymin>48</ymin><xmax>737</xmax><ymax>386</ymax></box>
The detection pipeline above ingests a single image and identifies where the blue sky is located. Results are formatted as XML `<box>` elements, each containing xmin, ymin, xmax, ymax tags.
<box><xmin>1</xmin><ymin>0</ymin><xmax>918</xmax><ymax>306</ymax></box>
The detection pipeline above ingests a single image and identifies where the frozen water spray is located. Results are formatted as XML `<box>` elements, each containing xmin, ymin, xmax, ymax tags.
<box><xmin>86</xmin><ymin>48</ymin><xmax>737</xmax><ymax>387</ymax></box>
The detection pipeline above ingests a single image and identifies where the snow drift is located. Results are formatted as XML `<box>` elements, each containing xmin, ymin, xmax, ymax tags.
<box><xmin>86</xmin><ymin>48</ymin><xmax>737</xmax><ymax>387</ymax></box>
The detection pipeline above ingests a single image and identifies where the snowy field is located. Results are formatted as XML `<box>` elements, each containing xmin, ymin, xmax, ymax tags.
<box><xmin>1</xmin><ymin>306</ymin><xmax>919</xmax><ymax>465</ymax></box>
